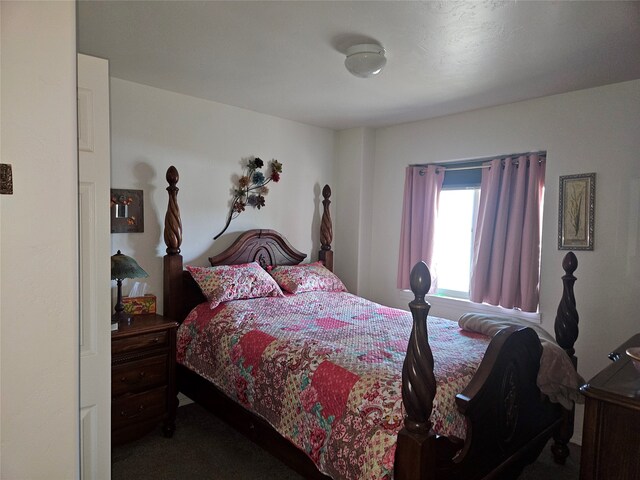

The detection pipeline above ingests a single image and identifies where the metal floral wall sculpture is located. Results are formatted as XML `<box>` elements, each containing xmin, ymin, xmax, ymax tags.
<box><xmin>214</xmin><ymin>156</ymin><xmax>283</xmax><ymax>240</ymax></box>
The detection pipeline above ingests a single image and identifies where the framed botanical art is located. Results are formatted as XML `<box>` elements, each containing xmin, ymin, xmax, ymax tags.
<box><xmin>558</xmin><ymin>173</ymin><xmax>595</xmax><ymax>250</ymax></box>
<box><xmin>111</xmin><ymin>189</ymin><xmax>144</xmax><ymax>233</ymax></box>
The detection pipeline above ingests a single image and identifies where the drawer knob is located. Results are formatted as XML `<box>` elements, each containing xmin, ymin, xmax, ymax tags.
<box><xmin>153</xmin><ymin>337</ymin><xmax>160</xmax><ymax>343</ymax></box>
<box><xmin>120</xmin><ymin>371</ymin><xmax>145</xmax><ymax>383</ymax></box>
<box><xmin>120</xmin><ymin>405</ymin><xmax>145</xmax><ymax>419</ymax></box>
<box><xmin>608</xmin><ymin>351</ymin><xmax>621</xmax><ymax>362</ymax></box>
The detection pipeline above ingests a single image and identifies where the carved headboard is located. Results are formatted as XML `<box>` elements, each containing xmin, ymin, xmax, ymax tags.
<box><xmin>209</xmin><ymin>229</ymin><xmax>306</xmax><ymax>268</ymax></box>
<box><xmin>162</xmin><ymin>166</ymin><xmax>333</xmax><ymax>324</ymax></box>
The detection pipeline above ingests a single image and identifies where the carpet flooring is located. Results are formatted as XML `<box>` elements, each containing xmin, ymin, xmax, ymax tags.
<box><xmin>112</xmin><ymin>403</ymin><xmax>581</xmax><ymax>479</ymax></box>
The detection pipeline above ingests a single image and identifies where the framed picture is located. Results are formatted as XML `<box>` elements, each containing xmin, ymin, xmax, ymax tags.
<box><xmin>111</xmin><ymin>189</ymin><xmax>144</xmax><ymax>233</ymax></box>
<box><xmin>558</xmin><ymin>173</ymin><xmax>595</xmax><ymax>250</ymax></box>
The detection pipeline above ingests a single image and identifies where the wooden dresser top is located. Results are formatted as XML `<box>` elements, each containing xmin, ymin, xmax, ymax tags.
<box><xmin>581</xmin><ymin>333</ymin><xmax>640</xmax><ymax>411</ymax></box>
<box><xmin>112</xmin><ymin>313</ymin><xmax>178</xmax><ymax>339</ymax></box>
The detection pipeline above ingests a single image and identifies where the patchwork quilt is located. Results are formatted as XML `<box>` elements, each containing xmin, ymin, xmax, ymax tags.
<box><xmin>177</xmin><ymin>291</ymin><xmax>490</xmax><ymax>480</ymax></box>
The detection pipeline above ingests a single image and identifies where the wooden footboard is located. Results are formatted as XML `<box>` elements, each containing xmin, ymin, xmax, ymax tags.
<box><xmin>450</xmin><ymin>327</ymin><xmax>560</xmax><ymax>479</ymax></box>
<box><xmin>396</xmin><ymin>255</ymin><xmax>579</xmax><ymax>479</ymax></box>
<box><xmin>162</xmin><ymin>166</ymin><xmax>579</xmax><ymax>480</ymax></box>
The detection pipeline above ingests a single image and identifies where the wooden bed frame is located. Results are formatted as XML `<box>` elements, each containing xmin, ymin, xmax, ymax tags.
<box><xmin>162</xmin><ymin>165</ymin><xmax>580</xmax><ymax>480</ymax></box>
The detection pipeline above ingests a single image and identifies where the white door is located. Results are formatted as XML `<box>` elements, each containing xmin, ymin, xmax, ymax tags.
<box><xmin>78</xmin><ymin>53</ymin><xmax>112</xmax><ymax>480</ymax></box>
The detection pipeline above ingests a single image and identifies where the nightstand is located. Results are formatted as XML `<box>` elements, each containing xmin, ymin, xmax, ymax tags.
<box><xmin>580</xmin><ymin>333</ymin><xmax>640</xmax><ymax>479</ymax></box>
<box><xmin>111</xmin><ymin>313</ymin><xmax>178</xmax><ymax>446</ymax></box>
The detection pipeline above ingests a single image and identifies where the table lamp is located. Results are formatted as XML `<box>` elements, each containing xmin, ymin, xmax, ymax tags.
<box><xmin>111</xmin><ymin>250</ymin><xmax>148</xmax><ymax>329</ymax></box>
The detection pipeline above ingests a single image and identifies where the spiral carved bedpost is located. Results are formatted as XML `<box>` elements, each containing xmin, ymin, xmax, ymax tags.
<box><xmin>554</xmin><ymin>252</ymin><xmax>579</xmax><ymax>361</ymax></box>
<box><xmin>395</xmin><ymin>261</ymin><xmax>437</xmax><ymax>480</ymax></box>
<box><xmin>551</xmin><ymin>251</ymin><xmax>578</xmax><ymax>465</ymax></box>
<box><xmin>164</xmin><ymin>166</ymin><xmax>184</xmax><ymax>322</ymax></box>
<box><xmin>318</xmin><ymin>184</ymin><xmax>334</xmax><ymax>272</ymax></box>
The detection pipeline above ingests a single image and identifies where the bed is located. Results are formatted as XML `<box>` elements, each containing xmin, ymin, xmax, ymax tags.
<box><xmin>161</xmin><ymin>165</ymin><xmax>581</xmax><ymax>479</ymax></box>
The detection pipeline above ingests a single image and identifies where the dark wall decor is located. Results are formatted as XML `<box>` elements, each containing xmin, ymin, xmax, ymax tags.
<box><xmin>111</xmin><ymin>189</ymin><xmax>144</xmax><ymax>233</ymax></box>
<box><xmin>214</xmin><ymin>156</ymin><xmax>283</xmax><ymax>240</ymax></box>
<box><xmin>0</xmin><ymin>163</ymin><xmax>13</xmax><ymax>195</ymax></box>
<box><xmin>558</xmin><ymin>173</ymin><xmax>595</xmax><ymax>250</ymax></box>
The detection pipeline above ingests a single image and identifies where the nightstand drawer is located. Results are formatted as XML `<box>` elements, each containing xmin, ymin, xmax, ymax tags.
<box><xmin>112</xmin><ymin>330</ymin><xmax>168</xmax><ymax>355</ymax></box>
<box><xmin>111</xmin><ymin>314</ymin><xmax>177</xmax><ymax>445</ymax></box>
<box><xmin>112</xmin><ymin>355</ymin><xmax>167</xmax><ymax>396</ymax></box>
<box><xmin>112</xmin><ymin>386</ymin><xmax>167</xmax><ymax>431</ymax></box>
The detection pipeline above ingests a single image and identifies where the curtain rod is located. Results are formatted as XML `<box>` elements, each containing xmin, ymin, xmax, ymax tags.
<box><xmin>437</xmin><ymin>164</ymin><xmax>491</xmax><ymax>172</ymax></box>
<box><xmin>411</xmin><ymin>151</ymin><xmax>546</xmax><ymax>171</ymax></box>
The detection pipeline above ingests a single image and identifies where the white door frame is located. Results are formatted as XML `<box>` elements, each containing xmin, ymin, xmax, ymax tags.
<box><xmin>78</xmin><ymin>53</ymin><xmax>112</xmax><ymax>480</ymax></box>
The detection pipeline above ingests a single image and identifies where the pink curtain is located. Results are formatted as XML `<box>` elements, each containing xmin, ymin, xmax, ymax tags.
<box><xmin>397</xmin><ymin>165</ymin><xmax>444</xmax><ymax>290</ymax></box>
<box><xmin>469</xmin><ymin>154</ymin><xmax>546</xmax><ymax>312</ymax></box>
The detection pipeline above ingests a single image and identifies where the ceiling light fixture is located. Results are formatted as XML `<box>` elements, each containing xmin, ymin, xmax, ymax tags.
<box><xmin>344</xmin><ymin>43</ymin><xmax>387</xmax><ymax>78</ymax></box>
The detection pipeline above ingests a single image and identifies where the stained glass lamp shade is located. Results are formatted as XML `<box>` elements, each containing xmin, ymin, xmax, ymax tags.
<box><xmin>111</xmin><ymin>250</ymin><xmax>148</xmax><ymax>324</ymax></box>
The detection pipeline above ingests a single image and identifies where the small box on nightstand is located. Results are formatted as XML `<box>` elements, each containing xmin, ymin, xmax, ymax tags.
<box><xmin>122</xmin><ymin>294</ymin><xmax>157</xmax><ymax>315</ymax></box>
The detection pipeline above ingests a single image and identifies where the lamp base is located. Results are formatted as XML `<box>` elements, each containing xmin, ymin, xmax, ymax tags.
<box><xmin>112</xmin><ymin>310</ymin><xmax>132</xmax><ymax>330</ymax></box>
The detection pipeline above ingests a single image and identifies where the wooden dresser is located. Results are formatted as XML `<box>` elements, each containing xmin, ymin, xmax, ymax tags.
<box><xmin>580</xmin><ymin>333</ymin><xmax>640</xmax><ymax>480</ymax></box>
<box><xmin>111</xmin><ymin>314</ymin><xmax>178</xmax><ymax>446</ymax></box>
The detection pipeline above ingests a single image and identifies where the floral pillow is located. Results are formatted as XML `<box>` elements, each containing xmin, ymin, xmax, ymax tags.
<box><xmin>270</xmin><ymin>262</ymin><xmax>347</xmax><ymax>294</ymax></box>
<box><xmin>186</xmin><ymin>262</ymin><xmax>284</xmax><ymax>309</ymax></box>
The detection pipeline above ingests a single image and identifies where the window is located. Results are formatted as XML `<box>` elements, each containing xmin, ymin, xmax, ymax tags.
<box><xmin>432</xmin><ymin>188</ymin><xmax>479</xmax><ymax>298</ymax></box>
<box><xmin>398</xmin><ymin>153</ymin><xmax>546</xmax><ymax>314</ymax></box>
<box><xmin>430</xmin><ymin>162</ymin><xmax>482</xmax><ymax>298</ymax></box>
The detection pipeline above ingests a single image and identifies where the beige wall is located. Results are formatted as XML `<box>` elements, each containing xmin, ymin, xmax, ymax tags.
<box><xmin>108</xmin><ymin>78</ymin><xmax>335</xmax><ymax>314</ymax></box>
<box><xmin>333</xmin><ymin>127</ymin><xmax>375</xmax><ymax>296</ymax></box>
<box><xmin>0</xmin><ymin>1</ymin><xmax>79</xmax><ymax>477</ymax></box>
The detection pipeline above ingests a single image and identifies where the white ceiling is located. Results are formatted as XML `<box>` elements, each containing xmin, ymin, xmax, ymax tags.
<box><xmin>77</xmin><ymin>1</ymin><xmax>640</xmax><ymax>130</ymax></box>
